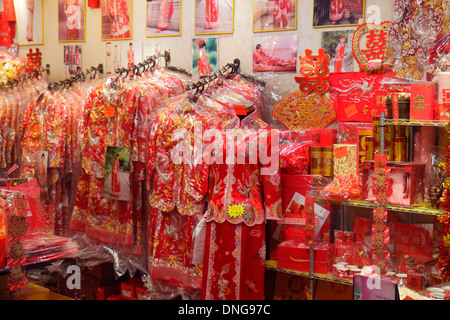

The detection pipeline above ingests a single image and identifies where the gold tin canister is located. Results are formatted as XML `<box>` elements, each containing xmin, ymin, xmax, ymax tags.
<box><xmin>394</xmin><ymin>137</ymin><xmax>406</xmax><ymax>161</ymax></box>
<box><xmin>321</xmin><ymin>146</ymin><xmax>334</xmax><ymax>177</ymax></box>
<box><xmin>310</xmin><ymin>146</ymin><xmax>323</xmax><ymax>175</ymax></box>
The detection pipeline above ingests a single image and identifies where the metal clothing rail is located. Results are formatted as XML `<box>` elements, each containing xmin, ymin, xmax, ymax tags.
<box><xmin>185</xmin><ymin>58</ymin><xmax>241</xmax><ymax>93</ymax></box>
<box><xmin>47</xmin><ymin>64</ymin><xmax>103</xmax><ymax>91</ymax></box>
<box><xmin>114</xmin><ymin>51</ymin><xmax>171</xmax><ymax>78</ymax></box>
<box><xmin>0</xmin><ymin>66</ymin><xmax>50</xmax><ymax>88</ymax></box>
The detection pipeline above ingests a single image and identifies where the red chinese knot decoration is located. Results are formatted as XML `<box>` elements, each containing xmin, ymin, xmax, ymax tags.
<box><xmin>371</xmin><ymin>155</ymin><xmax>390</xmax><ymax>273</ymax></box>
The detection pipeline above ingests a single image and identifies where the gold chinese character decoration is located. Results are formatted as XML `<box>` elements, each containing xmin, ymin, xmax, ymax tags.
<box><xmin>413</xmin><ymin>95</ymin><xmax>425</xmax><ymax>111</ymax></box>
<box><xmin>274</xmin><ymin>48</ymin><xmax>335</xmax><ymax>131</ymax></box>
<box><xmin>352</xmin><ymin>22</ymin><xmax>394</xmax><ymax>75</ymax></box>
<box><xmin>272</xmin><ymin>91</ymin><xmax>336</xmax><ymax>131</ymax></box>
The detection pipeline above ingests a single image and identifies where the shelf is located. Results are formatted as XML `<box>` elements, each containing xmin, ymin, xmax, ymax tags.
<box><xmin>265</xmin><ymin>260</ymin><xmax>353</xmax><ymax>286</ymax></box>
<box><xmin>384</xmin><ymin>119</ymin><xmax>448</xmax><ymax>128</ymax></box>
<box><xmin>314</xmin><ymin>198</ymin><xmax>445</xmax><ymax>216</ymax></box>
<box><xmin>0</xmin><ymin>258</ymin><xmax>72</xmax><ymax>277</ymax></box>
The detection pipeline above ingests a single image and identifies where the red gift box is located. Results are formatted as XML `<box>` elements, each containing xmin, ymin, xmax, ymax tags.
<box><xmin>120</xmin><ymin>282</ymin><xmax>136</xmax><ymax>300</ymax></box>
<box><xmin>393</xmin><ymin>223</ymin><xmax>433</xmax><ymax>266</ymax></box>
<box><xmin>353</xmin><ymin>217</ymin><xmax>372</xmax><ymax>243</ymax></box>
<box><xmin>338</xmin><ymin>122</ymin><xmax>372</xmax><ymax>144</ymax></box>
<box><xmin>281</xmin><ymin>174</ymin><xmax>314</xmax><ymax>215</ymax></box>
<box><xmin>277</xmin><ymin>242</ymin><xmax>329</xmax><ymax>274</ymax></box>
<box><xmin>410</xmin><ymin>82</ymin><xmax>435</xmax><ymax>120</ymax></box>
<box><xmin>307</xmin><ymin>128</ymin><xmax>337</xmax><ymax>147</ymax></box>
<box><xmin>437</xmin><ymin>88</ymin><xmax>450</xmax><ymax>120</ymax></box>
<box><xmin>407</xmin><ymin>273</ymin><xmax>426</xmax><ymax>292</ymax></box>
<box><xmin>136</xmin><ymin>287</ymin><xmax>148</xmax><ymax>300</ymax></box>
<box><xmin>281</xmin><ymin>174</ymin><xmax>331</xmax><ymax>244</ymax></box>
<box><xmin>436</xmin><ymin>103</ymin><xmax>450</xmax><ymax>120</ymax></box>
<box><xmin>97</xmin><ymin>283</ymin><xmax>120</xmax><ymax>300</ymax></box>
<box><xmin>329</xmin><ymin>72</ymin><xmax>393</xmax><ymax>122</ymax></box>
<box><xmin>361</xmin><ymin>161</ymin><xmax>425</xmax><ymax>206</ymax></box>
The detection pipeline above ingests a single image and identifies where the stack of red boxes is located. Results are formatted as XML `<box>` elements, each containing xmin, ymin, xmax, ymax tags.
<box><xmin>120</xmin><ymin>278</ymin><xmax>147</xmax><ymax>300</ymax></box>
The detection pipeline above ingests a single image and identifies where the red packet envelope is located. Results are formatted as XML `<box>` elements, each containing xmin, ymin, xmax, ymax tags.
<box><xmin>329</xmin><ymin>72</ymin><xmax>393</xmax><ymax>122</ymax></box>
<box><xmin>410</xmin><ymin>82</ymin><xmax>435</xmax><ymax>120</ymax></box>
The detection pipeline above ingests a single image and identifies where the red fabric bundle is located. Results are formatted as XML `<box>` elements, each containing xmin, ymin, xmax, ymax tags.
<box><xmin>279</xmin><ymin>142</ymin><xmax>311</xmax><ymax>174</ymax></box>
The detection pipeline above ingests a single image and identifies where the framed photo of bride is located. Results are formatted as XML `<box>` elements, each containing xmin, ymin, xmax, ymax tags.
<box><xmin>146</xmin><ymin>0</ymin><xmax>181</xmax><ymax>37</ymax></box>
<box><xmin>312</xmin><ymin>0</ymin><xmax>365</xmax><ymax>28</ymax></box>
<box><xmin>253</xmin><ymin>0</ymin><xmax>296</xmax><ymax>32</ymax></box>
<box><xmin>195</xmin><ymin>0</ymin><xmax>234</xmax><ymax>35</ymax></box>
<box><xmin>192</xmin><ymin>37</ymin><xmax>218</xmax><ymax>81</ymax></box>
<box><xmin>58</xmin><ymin>0</ymin><xmax>86</xmax><ymax>42</ymax></box>
<box><xmin>101</xmin><ymin>0</ymin><xmax>133</xmax><ymax>41</ymax></box>
<box><xmin>15</xmin><ymin>0</ymin><xmax>44</xmax><ymax>46</ymax></box>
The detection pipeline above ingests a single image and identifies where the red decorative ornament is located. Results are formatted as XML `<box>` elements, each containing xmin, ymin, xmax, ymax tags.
<box><xmin>272</xmin><ymin>91</ymin><xmax>336</xmax><ymax>131</ymax></box>
<box><xmin>371</xmin><ymin>155</ymin><xmax>390</xmax><ymax>272</ymax></box>
<box><xmin>25</xmin><ymin>48</ymin><xmax>42</xmax><ymax>73</ymax></box>
<box><xmin>352</xmin><ymin>22</ymin><xmax>394</xmax><ymax>75</ymax></box>
<box><xmin>295</xmin><ymin>48</ymin><xmax>330</xmax><ymax>95</ymax></box>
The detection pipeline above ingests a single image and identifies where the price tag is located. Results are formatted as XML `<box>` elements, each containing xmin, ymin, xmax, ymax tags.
<box><xmin>334</xmin><ymin>145</ymin><xmax>349</xmax><ymax>159</ymax></box>
<box><xmin>228</xmin><ymin>205</ymin><xmax>244</xmax><ymax>218</ymax></box>
<box><xmin>105</xmin><ymin>106</ymin><xmax>115</xmax><ymax>117</ymax></box>
<box><xmin>234</xmin><ymin>105</ymin><xmax>247</xmax><ymax>116</ymax></box>
<box><xmin>344</xmin><ymin>104</ymin><xmax>358</xmax><ymax>118</ymax></box>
